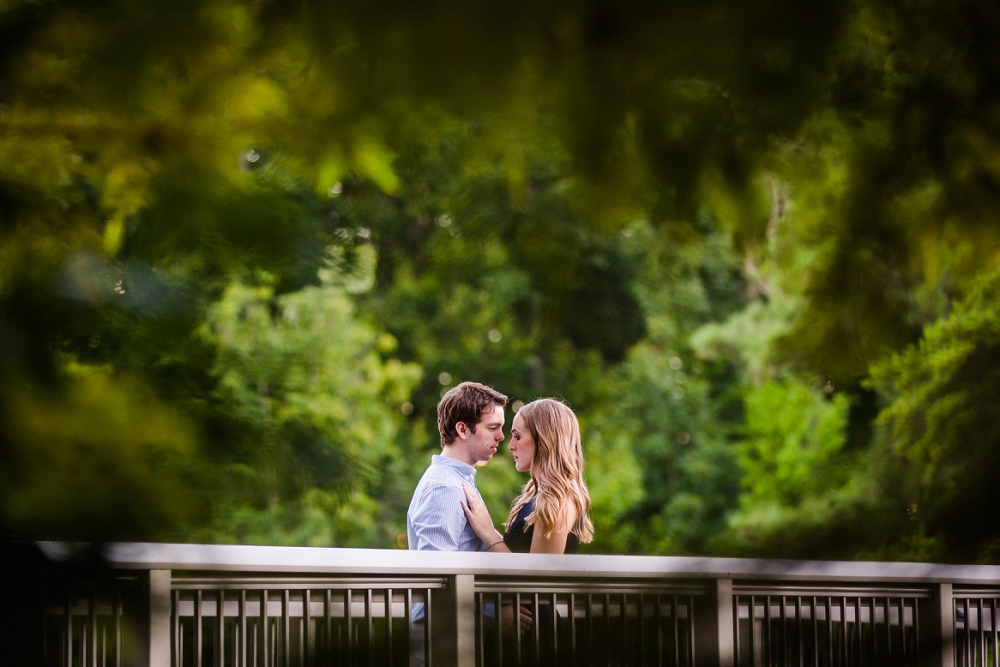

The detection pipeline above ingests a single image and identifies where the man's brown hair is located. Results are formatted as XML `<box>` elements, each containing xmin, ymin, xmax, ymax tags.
<box><xmin>437</xmin><ymin>382</ymin><xmax>509</xmax><ymax>446</ymax></box>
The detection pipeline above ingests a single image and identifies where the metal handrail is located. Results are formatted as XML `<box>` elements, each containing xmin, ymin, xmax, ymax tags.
<box><xmin>38</xmin><ymin>541</ymin><xmax>1000</xmax><ymax>584</ymax></box>
<box><xmin>39</xmin><ymin>542</ymin><xmax>998</xmax><ymax>667</ymax></box>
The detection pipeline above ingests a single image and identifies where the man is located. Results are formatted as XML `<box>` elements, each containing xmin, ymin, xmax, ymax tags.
<box><xmin>406</xmin><ymin>382</ymin><xmax>528</xmax><ymax>664</ymax></box>
<box><xmin>407</xmin><ymin>381</ymin><xmax>508</xmax><ymax>551</ymax></box>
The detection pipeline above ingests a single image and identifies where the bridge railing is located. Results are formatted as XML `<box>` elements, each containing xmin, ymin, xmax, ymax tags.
<box><xmin>37</xmin><ymin>542</ymin><xmax>1000</xmax><ymax>667</ymax></box>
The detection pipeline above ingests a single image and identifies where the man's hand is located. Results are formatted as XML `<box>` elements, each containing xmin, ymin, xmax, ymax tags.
<box><xmin>500</xmin><ymin>604</ymin><xmax>532</xmax><ymax>636</ymax></box>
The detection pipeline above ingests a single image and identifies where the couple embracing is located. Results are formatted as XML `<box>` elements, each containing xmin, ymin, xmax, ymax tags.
<box><xmin>407</xmin><ymin>381</ymin><xmax>594</xmax><ymax>558</ymax></box>
<box><xmin>406</xmin><ymin>382</ymin><xmax>593</xmax><ymax>649</ymax></box>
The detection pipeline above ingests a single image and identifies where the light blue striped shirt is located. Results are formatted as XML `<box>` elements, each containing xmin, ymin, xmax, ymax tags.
<box><xmin>407</xmin><ymin>455</ymin><xmax>497</xmax><ymax>622</ymax></box>
<box><xmin>407</xmin><ymin>455</ymin><xmax>490</xmax><ymax>552</ymax></box>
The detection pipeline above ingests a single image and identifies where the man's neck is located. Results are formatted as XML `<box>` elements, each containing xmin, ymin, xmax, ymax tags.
<box><xmin>440</xmin><ymin>444</ymin><xmax>476</xmax><ymax>467</ymax></box>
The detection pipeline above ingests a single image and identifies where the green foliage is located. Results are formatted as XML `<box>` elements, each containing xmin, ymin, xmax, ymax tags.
<box><xmin>197</xmin><ymin>256</ymin><xmax>420</xmax><ymax>546</ymax></box>
<box><xmin>869</xmin><ymin>270</ymin><xmax>1000</xmax><ymax>557</ymax></box>
<box><xmin>1</xmin><ymin>366</ymin><xmax>202</xmax><ymax>540</ymax></box>
<box><xmin>737</xmin><ymin>378</ymin><xmax>849</xmax><ymax>508</ymax></box>
<box><xmin>3</xmin><ymin>0</ymin><xmax>1000</xmax><ymax>564</ymax></box>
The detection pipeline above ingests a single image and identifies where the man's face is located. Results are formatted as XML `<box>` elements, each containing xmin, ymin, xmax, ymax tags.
<box><xmin>455</xmin><ymin>404</ymin><xmax>506</xmax><ymax>465</ymax></box>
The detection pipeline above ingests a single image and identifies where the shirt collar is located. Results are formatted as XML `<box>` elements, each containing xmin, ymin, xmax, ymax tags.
<box><xmin>431</xmin><ymin>454</ymin><xmax>477</xmax><ymax>480</ymax></box>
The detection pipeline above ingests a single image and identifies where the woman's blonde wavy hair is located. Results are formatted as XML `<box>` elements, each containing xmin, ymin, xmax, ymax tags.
<box><xmin>506</xmin><ymin>398</ymin><xmax>594</xmax><ymax>542</ymax></box>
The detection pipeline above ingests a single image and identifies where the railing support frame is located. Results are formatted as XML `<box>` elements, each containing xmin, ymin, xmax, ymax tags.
<box><xmin>923</xmin><ymin>582</ymin><xmax>955</xmax><ymax>667</ymax></box>
<box><xmin>146</xmin><ymin>570</ymin><xmax>172</xmax><ymax>667</ymax></box>
<box><xmin>695</xmin><ymin>578</ymin><xmax>735</xmax><ymax>667</ymax></box>
<box><xmin>431</xmin><ymin>574</ymin><xmax>476</xmax><ymax>667</ymax></box>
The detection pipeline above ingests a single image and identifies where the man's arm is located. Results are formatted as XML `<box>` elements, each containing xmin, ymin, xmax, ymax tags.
<box><xmin>408</xmin><ymin>484</ymin><xmax>471</xmax><ymax>551</ymax></box>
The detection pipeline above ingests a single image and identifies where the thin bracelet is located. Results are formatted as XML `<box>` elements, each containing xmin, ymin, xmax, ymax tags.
<box><xmin>486</xmin><ymin>538</ymin><xmax>504</xmax><ymax>550</ymax></box>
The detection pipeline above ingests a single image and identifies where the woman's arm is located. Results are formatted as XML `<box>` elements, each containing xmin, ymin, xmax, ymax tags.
<box><xmin>461</xmin><ymin>485</ymin><xmax>511</xmax><ymax>552</ymax></box>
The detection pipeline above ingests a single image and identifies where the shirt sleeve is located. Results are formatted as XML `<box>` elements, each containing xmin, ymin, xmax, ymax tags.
<box><xmin>408</xmin><ymin>484</ymin><xmax>471</xmax><ymax>551</ymax></box>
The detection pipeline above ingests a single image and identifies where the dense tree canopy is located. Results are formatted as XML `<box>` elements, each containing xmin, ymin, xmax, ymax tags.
<box><xmin>2</xmin><ymin>0</ymin><xmax>1000</xmax><ymax>562</ymax></box>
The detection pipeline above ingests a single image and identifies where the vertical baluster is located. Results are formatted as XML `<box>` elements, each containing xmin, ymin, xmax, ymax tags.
<box><xmin>979</xmin><ymin>598</ymin><xmax>989</xmax><ymax>667</ymax></box>
<box><xmin>115</xmin><ymin>588</ymin><xmax>122</xmax><ymax>667</ymax></box>
<box><xmin>551</xmin><ymin>593</ymin><xmax>559</xmax><ymax>662</ymax></box>
<box><xmin>534</xmin><ymin>593</ymin><xmax>542</xmax><ymax>667</ymax></box>
<box><xmin>303</xmin><ymin>591</ymin><xmax>311</xmax><ymax>667</ymax></box>
<box><xmin>654</xmin><ymin>594</ymin><xmax>662</xmax><ymax>667</ymax></box>
<box><xmin>587</xmin><ymin>593</ymin><xmax>597</xmax><ymax>665</ymax></box>
<box><xmin>734</xmin><ymin>596</ymin><xmax>740</xmax><ymax>667</ymax></box>
<box><xmin>102</xmin><ymin>615</ymin><xmax>107</xmax><ymax>667</ymax></box>
<box><xmin>913</xmin><ymin>597</ymin><xmax>919</xmax><ymax>667</ymax></box>
<box><xmin>570</xmin><ymin>593</ymin><xmax>576</xmax><ymax>667</ymax></box>
<box><xmin>80</xmin><ymin>611</ymin><xmax>86</xmax><ymax>667</ymax></box>
<box><xmin>954</xmin><ymin>599</ymin><xmax>961</xmax><ymax>667</ymax></box>
<box><xmin>173</xmin><ymin>590</ymin><xmax>181</xmax><ymax>667</ymax></box>
<box><xmin>885</xmin><ymin>598</ymin><xmax>891</xmax><ymax>665</ymax></box>
<box><xmin>863</xmin><ymin>597</ymin><xmax>869</xmax><ymax>667</ymax></box>
<box><xmin>239</xmin><ymin>592</ymin><xmax>246</xmax><ymax>667</ymax></box>
<box><xmin>605</xmin><ymin>594</ymin><xmax>612</xmax><ymax>667</ymax></box>
<box><xmin>325</xmin><ymin>590</ymin><xmax>333</xmax><ymax>667</ymax></box>
<box><xmin>261</xmin><ymin>591</ymin><xmax>269</xmax><ymax>667</ymax></box>
<box><xmin>992</xmin><ymin>599</ymin><xmax>998</xmax><ymax>667</ymax></box>
<box><xmin>195</xmin><ymin>591</ymin><xmax>203</xmax><ymax>667</ymax></box>
<box><xmin>618</xmin><ymin>593</ymin><xmax>632</xmax><ymax>665</ymax></box>
<box><xmin>639</xmin><ymin>594</ymin><xmax>646</xmax><ymax>666</ymax></box>
<box><xmin>297</xmin><ymin>593</ymin><xmax>304</xmax><ymax>667</ymax></box>
<box><xmin>404</xmin><ymin>590</ymin><xmax>411</xmax><ymax>667</ymax></box>
<box><xmin>899</xmin><ymin>598</ymin><xmax>906</xmax><ymax>667</ymax></box>
<box><xmin>796</xmin><ymin>596</ymin><xmax>803</xmax><ymax>667</ymax></box>
<box><xmin>89</xmin><ymin>589</ymin><xmax>97</xmax><ymax>667</ymax></box>
<box><xmin>496</xmin><ymin>593</ymin><xmax>503</xmax><ymax>667</ymax></box>
<box><xmin>367</xmin><ymin>590</ymin><xmax>375</xmax><ymax>667</ymax></box>
<box><xmin>812</xmin><ymin>597</ymin><xmax>819</xmax><ymax>667</ymax></box>
<box><xmin>66</xmin><ymin>595</ymin><xmax>73</xmax><ymax>667</ymax></box>
<box><xmin>217</xmin><ymin>591</ymin><xmax>225</xmax><ymax>667</ymax></box>
<box><xmin>965</xmin><ymin>599</ymin><xmax>971</xmax><ymax>667</ymax></box>
<box><xmin>972</xmin><ymin>599</ymin><xmax>979</xmax><ymax>667</ymax></box>
<box><xmin>425</xmin><ymin>589</ymin><xmax>433</xmax><ymax>667</ymax></box>
<box><xmin>515</xmin><ymin>593</ymin><xmax>522</xmax><ymax>667</ymax></box>
<box><xmin>839</xmin><ymin>598</ymin><xmax>847</xmax><ymax>667</ymax></box>
<box><xmin>476</xmin><ymin>594</ymin><xmax>483</xmax><ymax>667</ymax></box>
<box><xmin>621</xmin><ymin>594</ymin><xmax>629</xmax><ymax>666</ymax></box>
<box><xmin>863</xmin><ymin>598</ymin><xmax>869</xmax><ymax>666</ymax></box>
<box><xmin>872</xmin><ymin>597</ymin><xmax>879</xmax><ymax>666</ymax></box>
<box><xmin>280</xmin><ymin>591</ymin><xmax>288</xmax><ymax>667</ymax></box>
<box><xmin>826</xmin><ymin>598</ymin><xmax>833</xmax><ymax>667</ymax></box>
<box><xmin>345</xmin><ymin>590</ymin><xmax>352</xmax><ymax>667</ymax></box>
<box><xmin>688</xmin><ymin>595</ymin><xmax>696</xmax><ymax>667</ymax></box>
<box><xmin>780</xmin><ymin>595</ymin><xmax>787</xmax><ymax>667</ymax></box>
<box><xmin>385</xmin><ymin>589</ymin><xmax>393</xmax><ymax>667</ymax></box>
<box><xmin>673</xmin><ymin>596</ymin><xmax>680</xmax><ymax>667</ymax></box>
<box><xmin>978</xmin><ymin>598</ymin><xmax>983</xmax><ymax>667</ymax></box>
<box><xmin>765</xmin><ymin>596</ymin><xmax>773</xmax><ymax>667</ymax></box>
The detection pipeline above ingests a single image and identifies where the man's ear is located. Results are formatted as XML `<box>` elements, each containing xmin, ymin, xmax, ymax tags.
<box><xmin>454</xmin><ymin>421</ymin><xmax>471</xmax><ymax>440</ymax></box>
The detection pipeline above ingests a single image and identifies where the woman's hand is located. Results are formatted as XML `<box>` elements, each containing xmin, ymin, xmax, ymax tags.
<box><xmin>461</xmin><ymin>485</ymin><xmax>503</xmax><ymax>546</ymax></box>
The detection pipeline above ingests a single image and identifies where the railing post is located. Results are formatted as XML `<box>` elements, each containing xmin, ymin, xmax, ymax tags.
<box><xmin>694</xmin><ymin>578</ymin><xmax>735</xmax><ymax>667</ymax></box>
<box><xmin>923</xmin><ymin>583</ymin><xmax>955</xmax><ymax>667</ymax></box>
<box><xmin>146</xmin><ymin>570</ymin><xmax>172</xmax><ymax>667</ymax></box>
<box><xmin>430</xmin><ymin>574</ymin><xmax>476</xmax><ymax>667</ymax></box>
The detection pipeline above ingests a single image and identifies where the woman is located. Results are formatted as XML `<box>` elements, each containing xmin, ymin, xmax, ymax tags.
<box><xmin>462</xmin><ymin>398</ymin><xmax>593</xmax><ymax>554</ymax></box>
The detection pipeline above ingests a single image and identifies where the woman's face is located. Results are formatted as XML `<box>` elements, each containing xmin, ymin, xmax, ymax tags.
<box><xmin>508</xmin><ymin>412</ymin><xmax>536</xmax><ymax>474</ymax></box>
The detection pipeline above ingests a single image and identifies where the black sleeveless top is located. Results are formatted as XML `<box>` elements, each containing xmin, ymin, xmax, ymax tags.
<box><xmin>502</xmin><ymin>499</ymin><xmax>580</xmax><ymax>554</ymax></box>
